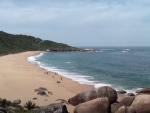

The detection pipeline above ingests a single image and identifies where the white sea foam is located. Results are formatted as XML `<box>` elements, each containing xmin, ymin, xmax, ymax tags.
<box><xmin>27</xmin><ymin>52</ymin><xmax>44</xmax><ymax>64</ymax></box>
<box><xmin>122</xmin><ymin>51</ymin><xmax>128</xmax><ymax>52</ymax></box>
<box><xmin>101</xmin><ymin>49</ymin><xmax>114</xmax><ymax>50</ymax></box>
<box><xmin>27</xmin><ymin>52</ymin><xmax>139</xmax><ymax>93</ymax></box>
<box><xmin>95</xmin><ymin>51</ymin><xmax>103</xmax><ymax>52</ymax></box>
<box><xmin>122</xmin><ymin>49</ymin><xmax>131</xmax><ymax>51</ymax></box>
<box><xmin>66</xmin><ymin>62</ymin><xmax>71</xmax><ymax>64</ymax></box>
<box><xmin>94</xmin><ymin>83</ymin><xmax>112</xmax><ymax>88</ymax></box>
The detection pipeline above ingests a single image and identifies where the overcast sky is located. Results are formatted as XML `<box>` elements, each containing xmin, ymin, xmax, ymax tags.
<box><xmin>0</xmin><ymin>0</ymin><xmax>150</xmax><ymax>46</ymax></box>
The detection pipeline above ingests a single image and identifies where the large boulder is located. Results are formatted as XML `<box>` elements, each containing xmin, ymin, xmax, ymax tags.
<box><xmin>131</xmin><ymin>95</ymin><xmax>150</xmax><ymax>113</ymax></box>
<box><xmin>68</xmin><ymin>86</ymin><xmax>117</xmax><ymax>106</ymax></box>
<box><xmin>95</xmin><ymin>86</ymin><xmax>117</xmax><ymax>104</ymax></box>
<box><xmin>32</xmin><ymin>103</ymin><xmax>68</xmax><ymax>113</ymax></box>
<box><xmin>117</xmin><ymin>106</ymin><xmax>136</xmax><ymax>113</ymax></box>
<box><xmin>118</xmin><ymin>96</ymin><xmax>135</xmax><ymax>108</ymax></box>
<box><xmin>111</xmin><ymin>96</ymin><xmax>135</xmax><ymax>113</ymax></box>
<box><xmin>13</xmin><ymin>99</ymin><xmax>21</xmax><ymax>104</ymax></box>
<box><xmin>136</xmin><ymin>88</ymin><xmax>150</xmax><ymax>94</ymax></box>
<box><xmin>68</xmin><ymin>89</ymin><xmax>97</xmax><ymax>106</ymax></box>
<box><xmin>111</xmin><ymin>102</ymin><xmax>119</xmax><ymax>113</ymax></box>
<box><xmin>74</xmin><ymin>97</ymin><xmax>109</xmax><ymax>113</ymax></box>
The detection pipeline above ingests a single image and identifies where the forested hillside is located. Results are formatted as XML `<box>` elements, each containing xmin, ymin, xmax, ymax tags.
<box><xmin>0</xmin><ymin>31</ymin><xmax>79</xmax><ymax>55</ymax></box>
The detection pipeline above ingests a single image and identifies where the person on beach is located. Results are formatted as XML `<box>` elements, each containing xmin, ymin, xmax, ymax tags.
<box><xmin>61</xmin><ymin>77</ymin><xmax>62</xmax><ymax>80</ymax></box>
<box><xmin>57</xmin><ymin>80</ymin><xmax>60</xmax><ymax>83</ymax></box>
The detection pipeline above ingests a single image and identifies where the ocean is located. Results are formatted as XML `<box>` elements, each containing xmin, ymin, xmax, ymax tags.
<box><xmin>28</xmin><ymin>47</ymin><xmax>150</xmax><ymax>93</ymax></box>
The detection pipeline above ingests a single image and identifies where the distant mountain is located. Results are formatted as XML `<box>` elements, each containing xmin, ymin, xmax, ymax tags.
<box><xmin>0</xmin><ymin>31</ymin><xmax>80</xmax><ymax>55</ymax></box>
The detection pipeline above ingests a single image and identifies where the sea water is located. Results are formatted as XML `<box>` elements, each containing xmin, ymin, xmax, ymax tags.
<box><xmin>28</xmin><ymin>47</ymin><xmax>150</xmax><ymax>93</ymax></box>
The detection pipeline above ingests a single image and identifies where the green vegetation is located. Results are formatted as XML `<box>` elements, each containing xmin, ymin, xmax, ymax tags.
<box><xmin>24</xmin><ymin>101</ymin><xmax>39</xmax><ymax>110</ymax></box>
<box><xmin>0</xmin><ymin>31</ymin><xmax>79</xmax><ymax>56</ymax></box>
<box><xmin>0</xmin><ymin>99</ymin><xmax>38</xmax><ymax>113</ymax></box>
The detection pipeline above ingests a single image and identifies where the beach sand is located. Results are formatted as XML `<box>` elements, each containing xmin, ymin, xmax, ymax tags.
<box><xmin>0</xmin><ymin>51</ymin><xmax>92</xmax><ymax>112</ymax></box>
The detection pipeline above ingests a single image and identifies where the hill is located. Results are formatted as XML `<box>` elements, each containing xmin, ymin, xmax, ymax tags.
<box><xmin>0</xmin><ymin>31</ymin><xmax>80</xmax><ymax>55</ymax></box>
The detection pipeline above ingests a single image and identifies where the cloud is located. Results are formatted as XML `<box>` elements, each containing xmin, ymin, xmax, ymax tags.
<box><xmin>0</xmin><ymin>0</ymin><xmax>150</xmax><ymax>46</ymax></box>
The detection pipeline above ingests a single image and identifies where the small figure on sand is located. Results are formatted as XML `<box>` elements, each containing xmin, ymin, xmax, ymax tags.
<box><xmin>57</xmin><ymin>80</ymin><xmax>61</xmax><ymax>83</ymax></box>
<box><xmin>61</xmin><ymin>77</ymin><xmax>62</xmax><ymax>80</ymax></box>
<box><xmin>44</xmin><ymin>72</ymin><xmax>48</xmax><ymax>74</ymax></box>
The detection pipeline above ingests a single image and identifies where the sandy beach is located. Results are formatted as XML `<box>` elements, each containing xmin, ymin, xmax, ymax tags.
<box><xmin>0</xmin><ymin>51</ymin><xmax>92</xmax><ymax>113</ymax></box>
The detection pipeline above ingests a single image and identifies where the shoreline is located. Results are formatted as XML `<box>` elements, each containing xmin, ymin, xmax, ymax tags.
<box><xmin>28</xmin><ymin>51</ymin><xmax>94</xmax><ymax>94</ymax></box>
<box><xmin>0</xmin><ymin>51</ymin><xmax>92</xmax><ymax>113</ymax></box>
<box><xmin>28</xmin><ymin>52</ymin><xmax>138</xmax><ymax>94</ymax></box>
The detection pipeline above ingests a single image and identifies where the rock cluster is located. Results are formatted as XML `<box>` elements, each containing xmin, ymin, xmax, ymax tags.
<box><xmin>0</xmin><ymin>87</ymin><xmax>150</xmax><ymax>113</ymax></box>
<box><xmin>67</xmin><ymin>86</ymin><xmax>150</xmax><ymax>113</ymax></box>
<box><xmin>32</xmin><ymin>103</ymin><xmax>68</xmax><ymax>113</ymax></box>
<box><xmin>34</xmin><ymin>87</ymin><xmax>53</xmax><ymax>96</ymax></box>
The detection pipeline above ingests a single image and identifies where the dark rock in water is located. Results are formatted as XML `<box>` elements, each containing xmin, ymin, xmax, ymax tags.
<box><xmin>37</xmin><ymin>90</ymin><xmax>47</xmax><ymax>96</ymax></box>
<box><xmin>13</xmin><ymin>99</ymin><xmax>21</xmax><ymax>104</ymax></box>
<box><xmin>117</xmin><ymin>90</ymin><xmax>127</xmax><ymax>94</ymax></box>
<box><xmin>136</xmin><ymin>88</ymin><xmax>150</xmax><ymax>94</ymax></box>
<box><xmin>131</xmin><ymin>95</ymin><xmax>150</xmax><ymax>113</ymax></box>
<box><xmin>74</xmin><ymin>97</ymin><xmax>109</xmax><ymax>113</ymax></box>
<box><xmin>68</xmin><ymin>86</ymin><xmax>117</xmax><ymax>106</ymax></box>
<box><xmin>127</xmin><ymin>93</ymin><xmax>135</xmax><ymax>96</ymax></box>
<box><xmin>117</xmin><ymin>96</ymin><xmax>135</xmax><ymax>111</ymax></box>
<box><xmin>33</xmin><ymin>103</ymin><xmax>68</xmax><ymax>113</ymax></box>
<box><xmin>117</xmin><ymin>106</ymin><xmax>136</xmax><ymax>113</ymax></box>
<box><xmin>0</xmin><ymin>107</ymin><xmax>7</xmax><ymax>113</ymax></box>
<box><xmin>111</xmin><ymin>102</ymin><xmax>119</xmax><ymax>113</ymax></box>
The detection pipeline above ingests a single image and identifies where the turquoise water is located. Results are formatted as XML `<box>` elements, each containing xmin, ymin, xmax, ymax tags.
<box><xmin>28</xmin><ymin>47</ymin><xmax>150</xmax><ymax>92</ymax></box>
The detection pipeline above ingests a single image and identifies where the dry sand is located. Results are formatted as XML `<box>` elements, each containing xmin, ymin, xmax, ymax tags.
<box><xmin>0</xmin><ymin>51</ymin><xmax>92</xmax><ymax>113</ymax></box>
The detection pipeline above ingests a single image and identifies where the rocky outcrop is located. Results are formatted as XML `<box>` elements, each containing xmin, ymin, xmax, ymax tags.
<box><xmin>136</xmin><ymin>88</ymin><xmax>150</xmax><ymax>94</ymax></box>
<box><xmin>118</xmin><ymin>96</ymin><xmax>135</xmax><ymax>108</ymax></box>
<box><xmin>117</xmin><ymin>106</ymin><xmax>136</xmax><ymax>113</ymax></box>
<box><xmin>95</xmin><ymin>86</ymin><xmax>117</xmax><ymax>104</ymax></box>
<box><xmin>68</xmin><ymin>89</ymin><xmax>97</xmax><ymax>106</ymax></box>
<box><xmin>131</xmin><ymin>95</ymin><xmax>150</xmax><ymax>113</ymax></box>
<box><xmin>74</xmin><ymin>97</ymin><xmax>109</xmax><ymax>113</ymax></box>
<box><xmin>37</xmin><ymin>90</ymin><xmax>47</xmax><ymax>96</ymax></box>
<box><xmin>34</xmin><ymin>87</ymin><xmax>52</xmax><ymax>96</ymax></box>
<box><xmin>32</xmin><ymin>103</ymin><xmax>68</xmax><ymax>113</ymax></box>
<box><xmin>68</xmin><ymin>86</ymin><xmax>117</xmax><ymax>106</ymax></box>
<box><xmin>111</xmin><ymin>102</ymin><xmax>119</xmax><ymax>113</ymax></box>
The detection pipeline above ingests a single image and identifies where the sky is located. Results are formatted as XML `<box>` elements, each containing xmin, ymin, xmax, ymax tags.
<box><xmin>0</xmin><ymin>0</ymin><xmax>150</xmax><ymax>47</ymax></box>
